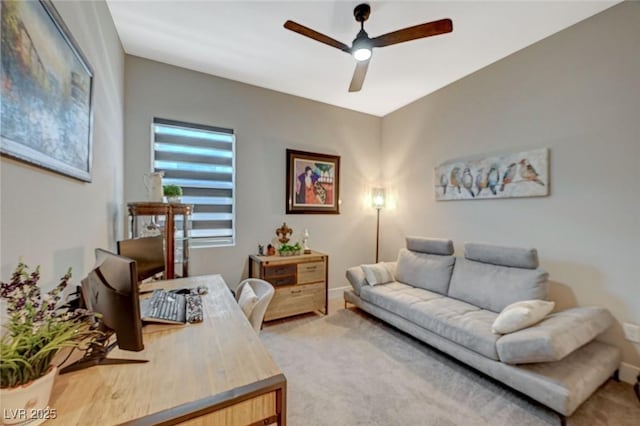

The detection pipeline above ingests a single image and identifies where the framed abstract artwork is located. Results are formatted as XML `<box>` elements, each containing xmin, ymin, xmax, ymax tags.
<box><xmin>434</xmin><ymin>148</ymin><xmax>549</xmax><ymax>201</ymax></box>
<box><xmin>286</xmin><ymin>149</ymin><xmax>340</xmax><ymax>214</ymax></box>
<box><xmin>1</xmin><ymin>0</ymin><xmax>94</xmax><ymax>181</ymax></box>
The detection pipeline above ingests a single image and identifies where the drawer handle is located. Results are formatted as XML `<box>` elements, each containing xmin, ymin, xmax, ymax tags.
<box><xmin>291</xmin><ymin>289</ymin><xmax>302</xmax><ymax>294</ymax></box>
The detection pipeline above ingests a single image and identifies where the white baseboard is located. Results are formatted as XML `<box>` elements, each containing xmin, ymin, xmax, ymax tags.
<box><xmin>620</xmin><ymin>362</ymin><xmax>640</xmax><ymax>385</ymax></box>
<box><xmin>328</xmin><ymin>285</ymin><xmax>350</xmax><ymax>300</ymax></box>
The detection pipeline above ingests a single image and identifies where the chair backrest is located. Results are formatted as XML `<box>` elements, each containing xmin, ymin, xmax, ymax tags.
<box><xmin>235</xmin><ymin>278</ymin><xmax>275</xmax><ymax>333</ymax></box>
<box><xmin>117</xmin><ymin>236</ymin><xmax>165</xmax><ymax>282</ymax></box>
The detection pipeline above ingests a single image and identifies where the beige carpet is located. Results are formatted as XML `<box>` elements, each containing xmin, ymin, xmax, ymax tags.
<box><xmin>261</xmin><ymin>306</ymin><xmax>640</xmax><ymax>426</ymax></box>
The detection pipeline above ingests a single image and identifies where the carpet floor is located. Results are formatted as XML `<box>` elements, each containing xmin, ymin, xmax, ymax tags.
<box><xmin>261</xmin><ymin>306</ymin><xmax>640</xmax><ymax>426</ymax></box>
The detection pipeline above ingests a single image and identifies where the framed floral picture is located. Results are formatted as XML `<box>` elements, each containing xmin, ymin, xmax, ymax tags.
<box><xmin>286</xmin><ymin>149</ymin><xmax>340</xmax><ymax>214</ymax></box>
<box><xmin>1</xmin><ymin>0</ymin><xmax>94</xmax><ymax>181</ymax></box>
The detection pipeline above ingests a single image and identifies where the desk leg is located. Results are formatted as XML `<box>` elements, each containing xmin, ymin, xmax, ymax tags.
<box><xmin>276</xmin><ymin>381</ymin><xmax>287</xmax><ymax>426</ymax></box>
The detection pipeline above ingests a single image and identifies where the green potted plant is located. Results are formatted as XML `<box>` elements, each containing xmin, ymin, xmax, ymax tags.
<box><xmin>0</xmin><ymin>262</ymin><xmax>99</xmax><ymax>425</ymax></box>
<box><xmin>163</xmin><ymin>184</ymin><xmax>183</xmax><ymax>203</ymax></box>
<box><xmin>278</xmin><ymin>242</ymin><xmax>301</xmax><ymax>256</ymax></box>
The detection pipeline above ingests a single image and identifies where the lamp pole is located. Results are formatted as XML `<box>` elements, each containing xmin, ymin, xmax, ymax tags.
<box><xmin>372</xmin><ymin>187</ymin><xmax>385</xmax><ymax>263</ymax></box>
<box><xmin>375</xmin><ymin>207</ymin><xmax>381</xmax><ymax>263</ymax></box>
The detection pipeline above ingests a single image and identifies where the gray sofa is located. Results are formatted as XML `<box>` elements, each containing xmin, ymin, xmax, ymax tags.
<box><xmin>344</xmin><ymin>237</ymin><xmax>620</xmax><ymax>421</ymax></box>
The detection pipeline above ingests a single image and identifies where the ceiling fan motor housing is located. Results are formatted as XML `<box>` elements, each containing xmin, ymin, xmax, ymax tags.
<box><xmin>354</xmin><ymin>4</ymin><xmax>371</xmax><ymax>23</ymax></box>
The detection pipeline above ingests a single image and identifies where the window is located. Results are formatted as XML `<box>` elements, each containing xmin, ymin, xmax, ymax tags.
<box><xmin>152</xmin><ymin>118</ymin><xmax>235</xmax><ymax>247</ymax></box>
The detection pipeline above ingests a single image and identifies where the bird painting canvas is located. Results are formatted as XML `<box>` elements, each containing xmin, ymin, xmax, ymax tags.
<box><xmin>434</xmin><ymin>148</ymin><xmax>549</xmax><ymax>201</ymax></box>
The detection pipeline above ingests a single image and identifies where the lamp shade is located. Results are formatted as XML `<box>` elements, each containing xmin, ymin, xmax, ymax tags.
<box><xmin>372</xmin><ymin>188</ymin><xmax>385</xmax><ymax>209</ymax></box>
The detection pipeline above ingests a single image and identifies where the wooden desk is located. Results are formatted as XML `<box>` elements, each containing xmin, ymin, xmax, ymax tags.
<box><xmin>48</xmin><ymin>275</ymin><xmax>286</xmax><ymax>425</ymax></box>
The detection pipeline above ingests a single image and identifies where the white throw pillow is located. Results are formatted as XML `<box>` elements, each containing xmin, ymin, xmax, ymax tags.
<box><xmin>361</xmin><ymin>263</ymin><xmax>394</xmax><ymax>286</ymax></box>
<box><xmin>492</xmin><ymin>300</ymin><xmax>555</xmax><ymax>334</ymax></box>
<box><xmin>238</xmin><ymin>284</ymin><xmax>259</xmax><ymax>318</ymax></box>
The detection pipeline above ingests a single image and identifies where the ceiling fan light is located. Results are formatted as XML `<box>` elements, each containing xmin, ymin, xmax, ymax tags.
<box><xmin>353</xmin><ymin>47</ymin><xmax>371</xmax><ymax>61</ymax></box>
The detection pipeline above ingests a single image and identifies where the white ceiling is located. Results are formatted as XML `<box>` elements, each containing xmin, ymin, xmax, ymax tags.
<box><xmin>106</xmin><ymin>1</ymin><xmax>619</xmax><ymax>117</ymax></box>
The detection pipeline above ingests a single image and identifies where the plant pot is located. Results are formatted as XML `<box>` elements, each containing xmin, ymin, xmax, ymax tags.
<box><xmin>1</xmin><ymin>366</ymin><xmax>58</xmax><ymax>425</ymax></box>
<box><xmin>167</xmin><ymin>196</ymin><xmax>182</xmax><ymax>203</ymax></box>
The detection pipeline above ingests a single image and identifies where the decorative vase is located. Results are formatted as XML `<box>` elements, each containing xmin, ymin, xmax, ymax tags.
<box><xmin>0</xmin><ymin>366</ymin><xmax>58</xmax><ymax>425</ymax></box>
<box><xmin>143</xmin><ymin>172</ymin><xmax>164</xmax><ymax>202</ymax></box>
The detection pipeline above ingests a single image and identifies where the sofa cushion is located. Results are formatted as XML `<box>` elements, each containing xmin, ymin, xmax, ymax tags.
<box><xmin>465</xmin><ymin>242</ymin><xmax>539</xmax><ymax>269</ymax></box>
<box><xmin>406</xmin><ymin>299</ymin><xmax>500</xmax><ymax>360</ymax></box>
<box><xmin>448</xmin><ymin>258</ymin><xmax>548</xmax><ymax>313</ymax></box>
<box><xmin>395</xmin><ymin>249</ymin><xmax>455</xmax><ymax>295</ymax></box>
<box><xmin>492</xmin><ymin>300</ymin><xmax>555</xmax><ymax>334</ymax></box>
<box><xmin>496</xmin><ymin>307</ymin><xmax>615</xmax><ymax>364</ymax></box>
<box><xmin>346</xmin><ymin>266</ymin><xmax>367</xmax><ymax>296</ymax></box>
<box><xmin>361</xmin><ymin>263</ymin><xmax>394</xmax><ymax>286</ymax></box>
<box><xmin>406</xmin><ymin>237</ymin><xmax>454</xmax><ymax>255</ymax></box>
<box><xmin>360</xmin><ymin>283</ymin><xmax>442</xmax><ymax>314</ymax></box>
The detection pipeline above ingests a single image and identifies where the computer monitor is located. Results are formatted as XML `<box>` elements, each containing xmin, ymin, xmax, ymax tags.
<box><xmin>117</xmin><ymin>236</ymin><xmax>165</xmax><ymax>282</ymax></box>
<box><xmin>59</xmin><ymin>249</ymin><xmax>147</xmax><ymax>374</ymax></box>
<box><xmin>88</xmin><ymin>248</ymin><xmax>144</xmax><ymax>351</ymax></box>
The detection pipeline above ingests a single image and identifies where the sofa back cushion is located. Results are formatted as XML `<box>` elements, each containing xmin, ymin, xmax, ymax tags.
<box><xmin>406</xmin><ymin>236</ymin><xmax>454</xmax><ymax>256</ymax></box>
<box><xmin>395</xmin><ymin>249</ymin><xmax>455</xmax><ymax>295</ymax></box>
<box><xmin>465</xmin><ymin>242</ymin><xmax>539</xmax><ymax>269</ymax></box>
<box><xmin>448</xmin><ymin>243</ymin><xmax>548</xmax><ymax>313</ymax></box>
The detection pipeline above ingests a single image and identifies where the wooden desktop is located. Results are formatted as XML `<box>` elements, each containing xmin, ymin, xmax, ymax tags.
<box><xmin>47</xmin><ymin>275</ymin><xmax>286</xmax><ymax>425</ymax></box>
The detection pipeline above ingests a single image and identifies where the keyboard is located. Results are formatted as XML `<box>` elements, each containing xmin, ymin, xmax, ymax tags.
<box><xmin>140</xmin><ymin>289</ymin><xmax>203</xmax><ymax>324</ymax></box>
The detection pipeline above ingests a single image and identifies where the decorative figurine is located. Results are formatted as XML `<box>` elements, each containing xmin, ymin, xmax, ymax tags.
<box><xmin>275</xmin><ymin>222</ymin><xmax>293</xmax><ymax>244</ymax></box>
<box><xmin>267</xmin><ymin>244</ymin><xmax>276</xmax><ymax>256</ymax></box>
<box><xmin>303</xmin><ymin>228</ymin><xmax>311</xmax><ymax>254</ymax></box>
<box><xmin>258</xmin><ymin>244</ymin><xmax>264</xmax><ymax>256</ymax></box>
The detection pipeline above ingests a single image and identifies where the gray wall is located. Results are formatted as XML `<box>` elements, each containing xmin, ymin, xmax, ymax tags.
<box><xmin>1</xmin><ymin>1</ymin><xmax>124</xmax><ymax>289</ymax></box>
<box><xmin>380</xmin><ymin>2</ymin><xmax>640</xmax><ymax>368</ymax></box>
<box><xmin>124</xmin><ymin>56</ymin><xmax>381</xmax><ymax>292</ymax></box>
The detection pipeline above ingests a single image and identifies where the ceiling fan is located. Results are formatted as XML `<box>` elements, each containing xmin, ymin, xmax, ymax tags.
<box><xmin>284</xmin><ymin>3</ymin><xmax>453</xmax><ymax>92</ymax></box>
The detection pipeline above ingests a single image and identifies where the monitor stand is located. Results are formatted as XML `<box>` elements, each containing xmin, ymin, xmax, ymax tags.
<box><xmin>60</xmin><ymin>332</ymin><xmax>148</xmax><ymax>375</ymax></box>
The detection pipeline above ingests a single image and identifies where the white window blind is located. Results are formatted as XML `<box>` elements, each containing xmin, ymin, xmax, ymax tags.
<box><xmin>152</xmin><ymin>118</ymin><xmax>235</xmax><ymax>247</ymax></box>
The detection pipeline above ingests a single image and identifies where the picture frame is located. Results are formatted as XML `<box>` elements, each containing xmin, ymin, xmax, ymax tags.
<box><xmin>434</xmin><ymin>148</ymin><xmax>549</xmax><ymax>201</ymax></box>
<box><xmin>1</xmin><ymin>0</ymin><xmax>94</xmax><ymax>182</ymax></box>
<box><xmin>286</xmin><ymin>149</ymin><xmax>340</xmax><ymax>214</ymax></box>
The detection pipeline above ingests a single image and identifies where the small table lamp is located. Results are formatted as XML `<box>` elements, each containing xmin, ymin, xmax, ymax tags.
<box><xmin>372</xmin><ymin>188</ymin><xmax>385</xmax><ymax>262</ymax></box>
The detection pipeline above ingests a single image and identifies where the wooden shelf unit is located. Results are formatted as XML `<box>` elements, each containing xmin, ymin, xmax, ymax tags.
<box><xmin>249</xmin><ymin>251</ymin><xmax>328</xmax><ymax>321</ymax></box>
<box><xmin>127</xmin><ymin>202</ymin><xmax>192</xmax><ymax>279</ymax></box>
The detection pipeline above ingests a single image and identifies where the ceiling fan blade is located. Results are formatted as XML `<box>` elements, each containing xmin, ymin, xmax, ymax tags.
<box><xmin>348</xmin><ymin>60</ymin><xmax>370</xmax><ymax>92</ymax></box>
<box><xmin>371</xmin><ymin>18</ymin><xmax>452</xmax><ymax>48</ymax></box>
<box><xmin>284</xmin><ymin>20</ymin><xmax>351</xmax><ymax>53</ymax></box>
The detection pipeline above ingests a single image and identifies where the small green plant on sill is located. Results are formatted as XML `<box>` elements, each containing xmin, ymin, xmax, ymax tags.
<box><xmin>163</xmin><ymin>184</ymin><xmax>183</xmax><ymax>197</ymax></box>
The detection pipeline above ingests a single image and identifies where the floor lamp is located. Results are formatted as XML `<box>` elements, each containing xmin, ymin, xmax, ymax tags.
<box><xmin>372</xmin><ymin>188</ymin><xmax>385</xmax><ymax>263</ymax></box>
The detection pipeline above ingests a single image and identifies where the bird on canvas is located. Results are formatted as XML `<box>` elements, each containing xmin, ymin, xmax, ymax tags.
<box><xmin>450</xmin><ymin>167</ymin><xmax>461</xmax><ymax>194</ymax></box>
<box><xmin>519</xmin><ymin>159</ymin><xmax>545</xmax><ymax>186</ymax></box>
<box><xmin>439</xmin><ymin>174</ymin><xmax>448</xmax><ymax>195</ymax></box>
<box><xmin>500</xmin><ymin>163</ymin><xmax>517</xmax><ymax>192</ymax></box>
<box><xmin>462</xmin><ymin>167</ymin><xmax>475</xmax><ymax>197</ymax></box>
<box><xmin>475</xmin><ymin>168</ymin><xmax>487</xmax><ymax>196</ymax></box>
<box><xmin>487</xmin><ymin>166</ymin><xmax>500</xmax><ymax>195</ymax></box>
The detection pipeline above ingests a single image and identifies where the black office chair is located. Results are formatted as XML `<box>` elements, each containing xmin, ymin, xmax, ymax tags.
<box><xmin>117</xmin><ymin>236</ymin><xmax>165</xmax><ymax>282</ymax></box>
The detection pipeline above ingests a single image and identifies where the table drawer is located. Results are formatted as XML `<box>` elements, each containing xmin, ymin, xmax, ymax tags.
<box><xmin>264</xmin><ymin>263</ymin><xmax>296</xmax><ymax>278</ymax></box>
<box><xmin>267</xmin><ymin>275</ymin><xmax>296</xmax><ymax>287</ymax></box>
<box><xmin>297</xmin><ymin>261</ymin><xmax>324</xmax><ymax>284</ymax></box>
<box><xmin>265</xmin><ymin>283</ymin><xmax>325</xmax><ymax>321</ymax></box>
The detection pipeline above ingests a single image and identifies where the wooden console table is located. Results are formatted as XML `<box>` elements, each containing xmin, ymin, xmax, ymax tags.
<box><xmin>249</xmin><ymin>251</ymin><xmax>328</xmax><ymax>321</ymax></box>
<box><xmin>127</xmin><ymin>202</ymin><xmax>192</xmax><ymax>279</ymax></box>
<box><xmin>48</xmin><ymin>275</ymin><xmax>286</xmax><ymax>425</ymax></box>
